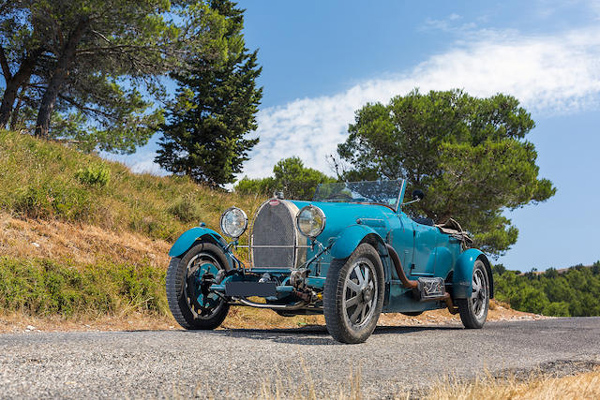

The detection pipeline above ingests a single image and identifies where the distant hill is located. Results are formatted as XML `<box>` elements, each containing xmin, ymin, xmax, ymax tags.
<box><xmin>493</xmin><ymin>262</ymin><xmax>600</xmax><ymax>317</ymax></box>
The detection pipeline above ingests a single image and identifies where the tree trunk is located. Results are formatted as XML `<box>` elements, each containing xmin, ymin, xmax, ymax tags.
<box><xmin>34</xmin><ymin>17</ymin><xmax>89</xmax><ymax>138</ymax></box>
<box><xmin>0</xmin><ymin>48</ymin><xmax>41</xmax><ymax>128</ymax></box>
<box><xmin>9</xmin><ymin>88</ymin><xmax>26</xmax><ymax>131</ymax></box>
<box><xmin>0</xmin><ymin>79</ymin><xmax>21</xmax><ymax>128</ymax></box>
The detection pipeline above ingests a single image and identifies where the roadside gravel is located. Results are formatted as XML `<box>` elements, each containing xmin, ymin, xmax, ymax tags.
<box><xmin>1</xmin><ymin>317</ymin><xmax>599</xmax><ymax>398</ymax></box>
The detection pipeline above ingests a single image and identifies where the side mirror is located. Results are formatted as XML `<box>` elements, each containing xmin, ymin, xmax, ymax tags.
<box><xmin>412</xmin><ymin>189</ymin><xmax>425</xmax><ymax>201</ymax></box>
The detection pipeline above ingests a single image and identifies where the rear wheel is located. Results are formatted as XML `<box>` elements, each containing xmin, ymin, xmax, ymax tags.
<box><xmin>166</xmin><ymin>242</ymin><xmax>230</xmax><ymax>330</ymax></box>
<box><xmin>324</xmin><ymin>243</ymin><xmax>384</xmax><ymax>344</ymax></box>
<box><xmin>457</xmin><ymin>259</ymin><xmax>489</xmax><ymax>329</ymax></box>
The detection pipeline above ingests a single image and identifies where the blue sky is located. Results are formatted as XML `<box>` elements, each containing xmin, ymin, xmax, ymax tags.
<box><xmin>112</xmin><ymin>0</ymin><xmax>600</xmax><ymax>271</ymax></box>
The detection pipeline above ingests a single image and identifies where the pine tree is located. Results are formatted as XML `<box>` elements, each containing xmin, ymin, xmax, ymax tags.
<box><xmin>156</xmin><ymin>0</ymin><xmax>262</xmax><ymax>187</ymax></box>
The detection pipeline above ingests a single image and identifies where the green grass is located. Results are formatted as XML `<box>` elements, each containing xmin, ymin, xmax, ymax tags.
<box><xmin>0</xmin><ymin>256</ymin><xmax>167</xmax><ymax>317</ymax></box>
<box><xmin>0</xmin><ymin>130</ymin><xmax>261</xmax><ymax>242</ymax></box>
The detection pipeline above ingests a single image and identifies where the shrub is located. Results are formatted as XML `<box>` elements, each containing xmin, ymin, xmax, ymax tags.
<box><xmin>75</xmin><ymin>164</ymin><xmax>111</xmax><ymax>187</ymax></box>
<box><xmin>167</xmin><ymin>194</ymin><xmax>203</xmax><ymax>223</ymax></box>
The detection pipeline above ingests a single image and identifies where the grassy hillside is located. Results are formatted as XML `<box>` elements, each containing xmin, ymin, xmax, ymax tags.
<box><xmin>0</xmin><ymin>130</ymin><xmax>262</xmax><ymax>241</ymax></box>
<box><xmin>0</xmin><ymin>130</ymin><xmax>263</xmax><ymax>323</ymax></box>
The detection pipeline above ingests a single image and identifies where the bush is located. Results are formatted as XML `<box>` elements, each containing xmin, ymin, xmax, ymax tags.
<box><xmin>167</xmin><ymin>194</ymin><xmax>203</xmax><ymax>223</ymax></box>
<box><xmin>75</xmin><ymin>164</ymin><xmax>111</xmax><ymax>187</ymax></box>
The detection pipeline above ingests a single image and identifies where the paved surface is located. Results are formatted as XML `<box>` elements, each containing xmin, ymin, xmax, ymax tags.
<box><xmin>1</xmin><ymin>318</ymin><xmax>599</xmax><ymax>398</ymax></box>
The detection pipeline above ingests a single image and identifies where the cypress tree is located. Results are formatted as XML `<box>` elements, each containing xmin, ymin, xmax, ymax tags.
<box><xmin>156</xmin><ymin>0</ymin><xmax>262</xmax><ymax>187</ymax></box>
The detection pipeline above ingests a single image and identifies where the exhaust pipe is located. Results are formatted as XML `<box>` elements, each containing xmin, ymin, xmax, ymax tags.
<box><xmin>385</xmin><ymin>244</ymin><xmax>457</xmax><ymax>313</ymax></box>
<box><xmin>385</xmin><ymin>244</ymin><xmax>418</xmax><ymax>289</ymax></box>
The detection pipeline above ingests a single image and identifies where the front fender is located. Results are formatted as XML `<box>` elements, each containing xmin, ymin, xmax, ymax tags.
<box><xmin>330</xmin><ymin>224</ymin><xmax>383</xmax><ymax>260</ymax></box>
<box><xmin>169</xmin><ymin>227</ymin><xmax>228</xmax><ymax>258</ymax></box>
<box><xmin>452</xmin><ymin>249</ymin><xmax>494</xmax><ymax>299</ymax></box>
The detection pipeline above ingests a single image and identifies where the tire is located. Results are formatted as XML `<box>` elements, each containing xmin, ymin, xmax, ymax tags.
<box><xmin>457</xmin><ymin>259</ymin><xmax>489</xmax><ymax>329</ymax></box>
<box><xmin>324</xmin><ymin>243</ymin><xmax>384</xmax><ymax>344</ymax></box>
<box><xmin>166</xmin><ymin>242</ymin><xmax>230</xmax><ymax>330</ymax></box>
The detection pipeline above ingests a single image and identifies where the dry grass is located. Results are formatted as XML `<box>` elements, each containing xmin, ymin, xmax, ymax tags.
<box><xmin>1</xmin><ymin>298</ymin><xmax>539</xmax><ymax>334</ymax></box>
<box><xmin>0</xmin><ymin>212</ymin><xmax>170</xmax><ymax>270</ymax></box>
<box><xmin>248</xmin><ymin>365</ymin><xmax>600</xmax><ymax>400</ymax></box>
<box><xmin>0</xmin><ymin>311</ymin><xmax>178</xmax><ymax>333</ymax></box>
<box><xmin>424</xmin><ymin>367</ymin><xmax>600</xmax><ymax>400</ymax></box>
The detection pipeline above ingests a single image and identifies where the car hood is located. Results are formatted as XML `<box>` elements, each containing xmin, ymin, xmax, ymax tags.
<box><xmin>289</xmin><ymin>200</ymin><xmax>399</xmax><ymax>243</ymax></box>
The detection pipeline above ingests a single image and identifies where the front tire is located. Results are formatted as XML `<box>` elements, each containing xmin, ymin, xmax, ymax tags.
<box><xmin>457</xmin><ymin>259</ymin><xmax>489</xmax><ymax>329</ymax></box>
<box><xmin>324</xmin><ymin>243</ymin><xmax>384</xmax><ymax>344</ymax></box>
<box><xmin>166</xmin><ymin>242</ymin><xmax>230</xmax><ymax>330</ymax></box>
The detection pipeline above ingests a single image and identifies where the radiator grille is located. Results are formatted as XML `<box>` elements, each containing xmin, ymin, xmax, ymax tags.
<box><xmin>251</xmin><ymin>200</ymin><xmax>299</xmax><ymax>269</ymax></box>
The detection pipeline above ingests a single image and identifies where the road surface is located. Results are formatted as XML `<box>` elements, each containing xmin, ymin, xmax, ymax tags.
<box><xmin>1</xmin><ymin>318</ymin><xmax>599</xmax><ymax>398</ymax></box>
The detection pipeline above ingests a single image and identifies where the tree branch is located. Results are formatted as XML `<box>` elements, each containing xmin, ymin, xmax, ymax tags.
<box><xmin>90</xmin><ymin>29</ymin><xmax>113</xmax><ymax>45</ymax></box>
<box><xmin>58</xmin><ymin>94</ymin><xmax>115</xmax><ymax>120</ymax></box>
<box><xmin>0</xmin><ymin>1</ymin><xmax>12</xmax><ymax>16</ymax></box>
<box><xmin>0</xmin><ymin>45</ymin><xmax>12</xmax><ymax>80</ymax></box>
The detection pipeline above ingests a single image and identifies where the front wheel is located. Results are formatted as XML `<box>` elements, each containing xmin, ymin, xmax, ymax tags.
<box><xmin>166</xmin><ymin>242</ymin><xmax>230</xmax><ymax>330</ymax></box>
<box><xmin>457</xmin><ymin>259</ymin><xmax>489</xmax><ymax>329</ymax></box>
<box><xmin>324</xmin><ymin>243</ymin><xmax>384</xmax><ymax>344</ymax></box>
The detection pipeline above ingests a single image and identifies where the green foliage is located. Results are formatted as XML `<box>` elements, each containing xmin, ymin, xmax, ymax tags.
<box><xmin>13</xmin><ymin>179</ymin><xmax>93</xmax><ymax>221</ymax></box>
<box><xmin>156</xmin><ymin>0</ymin><xmax>262</xmax><ymax>187</ymax></box>
<box><xmin>0</xmin><ymin>256</ymin><xmax>167</xmax><ymax>317</ymax></box>
<box><xmin>494</xmin><ymin>263</ymin><xmax>600</xmax><ymax>317</ymax></box>
<box><xmin>0</xmin><ymin>0</ymin><xmax>227</xmax><ymax>151</ymax></box>
<box><xmin>235</xmin><ymin>157</ymin><xmax>337</xmax><ymax>200</ymax></box>
<box><xmin>75</xmin><ymin>164</ymin><xmax>111</xmax><ymax>187</ymax></box>
<box><xmin>167</xmin><ymin>194</ymin><xmax>204</xmax><ymax>223</ymax></box>
<box><xmin>337</xmin><ymin>89</ymin><xmax>555</xmax><ymax>256</ymax></box>
<box><xmin>236</xmin><ymin>176</ymin><xmax>277</xmax><ymax>197</ymax></box>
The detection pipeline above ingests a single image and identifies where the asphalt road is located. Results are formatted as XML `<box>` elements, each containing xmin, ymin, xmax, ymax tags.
<box><xmin>1</xmin><ymin>318</ymin><xmax>599</xmax><ymax>399</ymax></box>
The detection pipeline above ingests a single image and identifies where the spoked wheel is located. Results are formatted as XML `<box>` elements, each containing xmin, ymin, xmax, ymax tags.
<box><xmin>457</xmin><ymin>259</ymin><xmax>489</xmax><ymax>329</ymax></box>
<box><xmin>324</xmin><ymin>243</ymin><xmax>384</xmax><ymax>344</ymax></box>
<box><xmin>166</xmin><ymin>242</ymin><xmax>230</xmax><ymax>330</ymax></box>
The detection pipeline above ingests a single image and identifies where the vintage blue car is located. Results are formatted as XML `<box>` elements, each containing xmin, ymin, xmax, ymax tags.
<box><xmin>166</xmin><ymin>179</ymin><xmax>493</xmax><ymax>343</ymax></box>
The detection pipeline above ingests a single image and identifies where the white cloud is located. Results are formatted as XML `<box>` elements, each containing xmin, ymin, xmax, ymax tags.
<box><xmin>242</xmin><ymin>26</ymin><xmax>600</xmax><ymax>179</ymax></box>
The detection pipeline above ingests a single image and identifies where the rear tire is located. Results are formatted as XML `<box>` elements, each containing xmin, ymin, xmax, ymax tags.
<box><xmin>457</xmin><ymin>259</ymin><xmax>489</xmax><ymax>329</ymax></box>
<box><xmin>324</xmin><ymin>243</ymin><xmax>384</xmax><ymax>344</ymax></box>
<box><xmin>166</xmin><ymin>242</ymin><xmax>230</xmax><ymax>330</ymax></box>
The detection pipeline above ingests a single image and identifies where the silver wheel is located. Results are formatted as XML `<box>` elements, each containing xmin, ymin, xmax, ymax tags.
<box><xmin>471</xmin><ymin>267</ymin><xmax>488</xmax><ymax>319</ymax></box>
<box><xmin>324</xmin><ymin>243</ymin><xmax>384</xmax><ymax>344</ymax></box>
<box><xmin>342</xmin><ymin>259</ymin><xmax>378</xmax><ymax>330</ymax></box>
<box><xmin>457</xmin><ymin>259</ymin><xmax>489</xmax><ymax>329</ymax></box>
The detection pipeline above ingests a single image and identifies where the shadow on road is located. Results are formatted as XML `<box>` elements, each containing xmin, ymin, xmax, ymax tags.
<box><xmin>175</xmin><ymin>324</ymin><xmax>463</xmax><ymax>345</ymax></box>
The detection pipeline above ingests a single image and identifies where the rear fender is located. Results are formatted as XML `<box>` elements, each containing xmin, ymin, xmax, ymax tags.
<box><xmin>169</xmin><ymin>227</ymin><xmax>228</xmax><ymax>258</ymax></box>
<box><xmin>452</xmin><ymin>249</ymin><xmax>494</xmax><ymax>299</ymax></box>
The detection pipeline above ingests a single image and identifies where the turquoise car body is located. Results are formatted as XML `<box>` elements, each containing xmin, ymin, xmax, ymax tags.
<box><xmin>167</xmin><ymin>180</ymin><xmax>493</xmax><ymax>315</ymax></box>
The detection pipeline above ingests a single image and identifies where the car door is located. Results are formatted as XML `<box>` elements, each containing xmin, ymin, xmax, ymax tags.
<box><xmin>410</xmin><ymin>222</ymin><xmax>438</xmax><ymax>277</ymax></box>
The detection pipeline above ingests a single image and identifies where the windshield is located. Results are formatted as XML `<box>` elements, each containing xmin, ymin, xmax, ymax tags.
<box><xmin>313</xmin><ymin>180</ymin><xmax>405</xmax><ymax>210</ymax></box>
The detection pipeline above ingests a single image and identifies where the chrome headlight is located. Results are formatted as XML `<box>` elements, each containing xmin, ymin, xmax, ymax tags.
<box><xmin>220</xmin><ymin>207</ymin><xmax>248</xmax><ymax>238</ymax></box>
<box><xmin>296</xmin><ymin>205</ymin><xmax>326</xmax><ymax>239</ymax></box>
